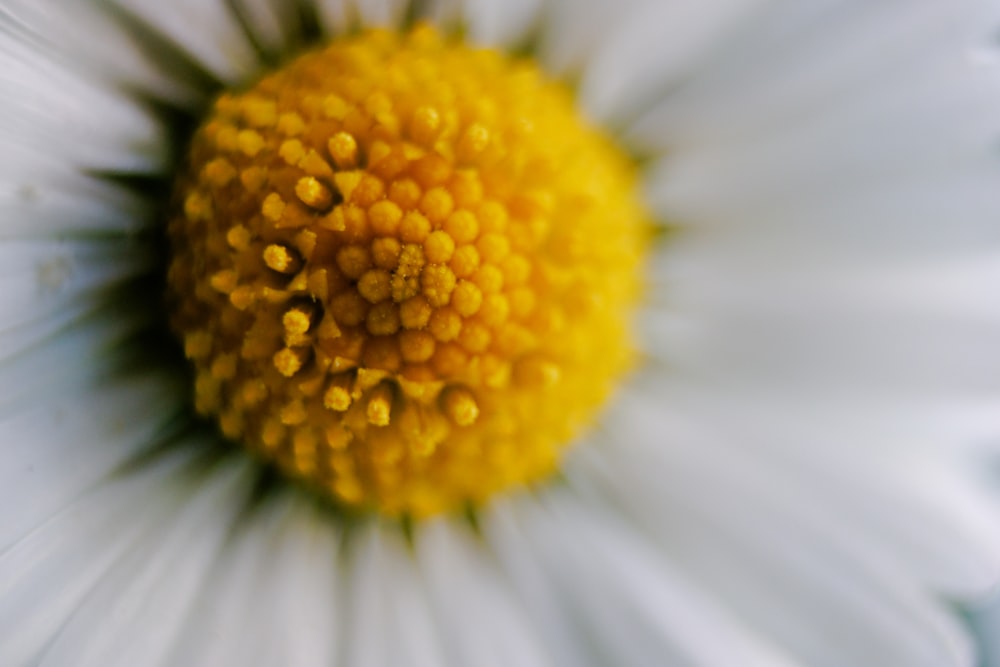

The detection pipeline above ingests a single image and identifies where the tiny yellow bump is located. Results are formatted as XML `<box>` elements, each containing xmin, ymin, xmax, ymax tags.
<box><xmin>442</xmin><ymin>387</ymin><xmax>479</xmax><ymax>426</ymax></box>
<box><xmin>399</xmin><ymin>211</ymin><xmax>431</xmax><ymax>244</ymax></box>
<box><xmin>240</xmin><ymin>166</ymin><xmax>267</xmax><ymax>193</ymax></box>
<box><xmin>241</xmin><ymin>379</ymin><xmax>269</xmax><ymax>407</ymax></box>
<box><xmin>413</xmin><ymin>154</ymin><xmax>451</xmax><ymax>188</ymax></box>
<box><xmin>226</xmin><ymin>225</ymin><xmax>251</xmax><ymax>250</ymax></box>
<box><xmin>513</xmin><ymin>356</ymin><xmax>561</xmax><ymax>388</ymax></box>
<box><xmin>410</xmin><ymin>106</ymin><xmax>441</xmax><ymax>146</ymax></box>
<box><xmin>335</xmin><ymin>245</ymin><xmax>372</xmax><ymax>279</ymax></box>
<box><xmin>424</xmin><ymin>230</ymin><xmax>455</xmax><ymax>264</ymax></box>
<box><xmin>399</xmin><ymin>295</ymin><xmax>432</xmax><ymax>329</ymax></box>
<box><xmin>451</xmin><ymin>280</ymin><xmax>482</xmax><ymax>318</ymax></box>
<box><xmin>322</xmin><ymin>94</ymin><xmax>350</xmax><ymax>120</ymax></box>
<box><xmin>421</xmin><ymin>264</ymin><xmax>457</xmax><ymax>308</ymax></box>
<box><xmin>458</xmin><ymin>123</ymin><xmax>490</xmax><ymax>159</ymax></box>
<box><xmin>229</xmin><ymin>286</ymin><xmax>256</xmax><ymax>310</ymax></box>
<box><xmin>210</xmin><ymin>353</ymin><xmax>239</xmax><ymax>380</ymax></box>
<box><xmin>280</xmin><ymin>139</ymin><xmax>306</xmax><ymax>165</ymax></box>
<box><xmin>428</xmin><ymin>307</ymin><xmax>462</xmax><ymax>342</ymax></box>
<box><xmin>419</xmin><ymin>187</ymin><xmax>455</xmax><ymax>224</ymax></box>
<box><xmin>183</xmin><ymin>192</ymin><xmax>212</xmax><ymax>222</ymax></box>
<box><xmin>457</xmin><ymin>320</ymin><xmax>490</xmax><ymax>353</ymax></box>
<box><xmin>358</xmin><ymin>269</ymin><xmax>393</xmax><ymax>304</ymax></box>
<box><xmin>283</xmin><ymin>308</ymin><xmax>313</xmax><ymax>336</ymax></box>
<box><xmin>368</xmin><ymin>201</ymin><xmax>403</xmax><ymax>237</ymax></box>
<box><xmin>476</xmin><ymin>200</ymin><xmax>507</xmax><ymax>233</ymax></box>
<box><xmin>261</xmin><ymin>192</ymin><xmax>286</xmax><ymax>223</ymax></box>
<box><xmin>352</xmin><ymin>174</ymin><xmax>385</xmax><ymax>207</ymax></box>
<box><xmin>443</xmin><ymin>209</ymin><xmax>479</xmax><ymax>245</ymax></box>
<box><xmin>261</xmin><ymin>420</ymin><xmax>286</xmax><ymax>449</ymax></box>
<box><xmin>295</xmin><ymin>176</ymin><xmax>334</xmax><ymax>210</ymax></box>
<box><xmin>372</xmin><ymin>237</ymin><xmax>402</xmax><ymax>270</ymax></box>
<box><xmin>202</xmin><ymin>158</ymin><xmax>236</xmax><ymax>188</ymax></box>
<box><xmin>237</xmin><ymin>129</ymin><xmax>266</xmax><ymax>157</ymax></box>
<box><xmin>273</xmin><ymin>348</ymin><xmax>304</xmax><ymax>377</ymax></box>
<box><xmin>399</xmin><ymin>330</ymin><xmax>436</xmax><ymax>363</ymax></box>
<box><xmin>449</xmin><ymin>244</ymin><xmax>480</xmax><ymax>279</ymax></box>
<box><xmin>328</xmin><ymin>132</ymin><xmax>359</xmax><ymax>168</ymax></box>
<box><xmin>476</xmin><ymin>232</ymin><xmax>510</xmax><ymax>264</ymax></box>
<box><xmin>366</xmin><ymin>384</ymin><xmax>394</xmax><ymax>426</ymax></box>
<box><xmin>389</xmin><ymin>178</ymin><xmax>421</xmax><ymax>209</ymax></box>
<box><xmin>324</xmin><ymin>386</ymin><xmax>352</xmax><ymax>412</ymax></box>
<box><xmin>214</xmin><ymin>125</ymin><xmax>239</xmax><ymax>152</ymax></box>
<box><xmin>471</xmin><ymin>264</ymin><xmax>503</xmax><ymax>294</ymax></box>
<box><xmin>281</xmin><ymin>400</ymin><xmax>309</xmax><ymax>425</ymax></box>
<box><xmin>330</xmin><ymin>291</ymin><xmax>369</xmax><ymax>327</ymax></box>
<box><xmin>366</xmin><ymin>301</ymin><xmax>401</xmax><ymax>336</ymax></box>
<box><xmin>210</xmin><ymin>269</ymin><xmax>238</xmax><ymax>294</ymax></box>
<box><xmin>277</xmin><ymin>112</ymin><xmax>305</xmax><ymax>136</ymax></box>
<box><xmin>183</xmin><ymin>331</ymin><xmax>213</xmax><ymax>360</ymax></box>
<box><xmin>262</xmin><ymin>244</ymin><xmax>301</xmax><ymax>274</ymax></box>
<box><xmin>243</xmin><ymin>98</ymin><xmax>278</xmax><ymax>127</ymax></box>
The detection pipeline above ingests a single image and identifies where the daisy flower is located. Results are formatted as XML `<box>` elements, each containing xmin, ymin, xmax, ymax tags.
<box><xmin>2</xmin><ymin>0</ymin><xmax>1000</xmax><ymax>665</ymax></box>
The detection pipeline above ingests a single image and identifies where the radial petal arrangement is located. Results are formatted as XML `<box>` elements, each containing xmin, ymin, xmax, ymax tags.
<box><xmin>1</xmin><ymin>1</ymin><xmax>1000</xmax><ymax>666</ymax></box>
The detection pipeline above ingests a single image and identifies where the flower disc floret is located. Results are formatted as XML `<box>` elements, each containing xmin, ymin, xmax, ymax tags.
<box><xmin>167</xmin><ymin>25</ymin><xmax>648</xmax><ymax>517</ymax></box>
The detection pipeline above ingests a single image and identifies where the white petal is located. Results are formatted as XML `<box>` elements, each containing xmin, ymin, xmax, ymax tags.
<box><xmin>109</xmin><ymin>0</ymin><xmax>261</xmax><ymax>86</ymax></box>
<box><xmin>476</xmin><ymin>498</ymin><xmax>596</xmax><ymax>667</ymax></box>
<box><xmin>972</xmin><ymin>596</ymin><xmax>1000</xmax><ymax>667</ymax></box>
<box><xmin>637</xmin><ymin>2</ymin><xmax>1000</xmax><ymax>256</ymax></box>
<box><xmin>1</xmin><ymin>0</ymin><xmax>206</xmax><ymax>106</ymax></box>
<box><xmin>580</xmin><ymin>0</ymin><xmax>769</xmax><ymax>124</ymax></box>
<box><xmin>341</xmin><ymin>522</ymin><xmax>447</xmax><ymax>667</ymax></box>
<box><xmin>415</xmin><ymin>519</ymin><xmax>555</xmax><ymax>667</ymax></box>
<box><xmin>0</xmin><ymin>363</ymin><xmax>188</xmax><ymax>554</ymax></box>
<box><xmin>0</xmin><ymin>302</ymin><xmax>154</xmax><ymax>413</ymax></box>
<box><xmin>0</xmin><ymin>448</ymin><xmax>197</xmax><ymax>665</ymax></box>
<box><xmin>230</xmin><ymin>0</ymin><xmax>306</xmax><ymax>58</ymax></box>
<box><xmin>461</xmin><ymin>0</ymin><xmax>542</xmax><ymax>47</ymax></box>
<box><xmin>0</xmin><ymin>170</ymin><xmax>152</xmax><ymax>239</ymax></box>
<box><xmin>0</xmin><ymin>238</ymin><xmax>153</xmax><ymax>359</ymax></box>
<box><xmin>484</xmin><ymin>494</ymin><xmax>797</xmax><ymax>667</ymax></box>
<box><xmin>0</xmin><ymin>447</ymin><xmax>254</xmax><ymax>666</ymax></box>
<box><xmin>167</xmin><ymin>493</ymin><xmax>341</xmax><ymax>667</ymax></box>
<box><xmin>632</xmin><ymin>1</ymin><xmax>1000</xmax><ymax>147</ymax></box>
<box><xmin>0</xmin><ymin>34</ymin><xmax>167</xmax><ymax>173</ymax></box>
<box><xmin>314</xmin><ymin>0</ymin><xmax>409</xmax><ymax>34</ymax></box>
<box><xmin>613</xmin><ymin>384</ymin><xmax>1000</xmax><ymax>594</ymax></box>
<box><xmin>568</xmin><ymin>394</ymin><xmax>980</xmax><ymax>667</ymax></box>
<box><xmin>263</xmin><ymin>501</ymin><xmax>343</xmax><ymax>667</ymax></box>
<box><xmin>532</xmin><ymin>0</ymin><xmax>646</xmax><ymax>76</ymax></box>
<box><xmin>31</xmin><ymin>453</ymin><xmax>255</xmax><ymax>667</ymax></box>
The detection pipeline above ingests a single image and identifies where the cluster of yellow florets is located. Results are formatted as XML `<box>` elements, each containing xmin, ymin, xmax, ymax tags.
<box><xmin>167</xmin><ymin>25</ymin><xmax>648</xmax><ymax>517</ymax></box>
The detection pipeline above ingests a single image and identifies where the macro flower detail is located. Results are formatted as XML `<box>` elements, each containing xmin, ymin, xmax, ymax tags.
<box><xmin>3</xmin><ymin>1</ymin><xmax>1000</xmax><ymax>666</ymax></box>
<box><xmin>168</xmin><ymin>25</ymin><xmax>645</xmax><ymax>516</ymax></box>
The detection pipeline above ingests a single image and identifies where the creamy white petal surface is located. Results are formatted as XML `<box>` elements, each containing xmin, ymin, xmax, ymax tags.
<box><xmin>1</xmin><ymin>1</ymin><xmax>999</xmax><ymax>666</ymax></box>
<box><xmin>967</xmin><ymin>462</ymin><xmax>1000</xmax><ymax>666</ymax></box>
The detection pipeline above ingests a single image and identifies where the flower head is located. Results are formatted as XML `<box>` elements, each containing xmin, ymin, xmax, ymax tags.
<box><xmin>2</xmin><ymin>1</ymin><xmax>1000</xmax><ymax>665</ymax></box>
<box><xmin>166</xmin><ymin>25</ymin><xmax>647</xmax><ymax>515</ymax></box>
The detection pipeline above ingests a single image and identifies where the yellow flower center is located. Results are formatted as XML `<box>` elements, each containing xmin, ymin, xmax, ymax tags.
<box><xmin>167</xmin><ymin>25</ymin><xmax>649</xmax><ymax>517</ymax></box>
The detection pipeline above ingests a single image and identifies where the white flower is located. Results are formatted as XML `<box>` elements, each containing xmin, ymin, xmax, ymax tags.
<box><xmin>2</xmin><ymin>0</ymin><xmax>1000</xmax><ymax>665</ymax></box>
